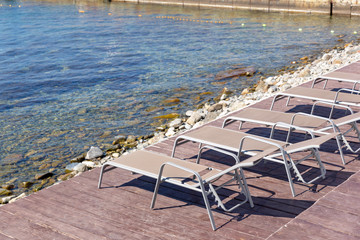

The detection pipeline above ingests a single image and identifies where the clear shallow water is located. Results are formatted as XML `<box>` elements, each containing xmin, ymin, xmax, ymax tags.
<box><xmin>0</xmin><ymin>0</ymin><xmax>359</xmax><ymax>193</ymax></box>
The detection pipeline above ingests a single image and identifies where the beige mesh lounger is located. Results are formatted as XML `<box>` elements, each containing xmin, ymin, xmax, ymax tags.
<box><xmin>223</xmin><ymin>103</ymin><xmax>360</xmax><ymax>164</ymax></box>
<box><xmin>172</xmin><ymin>125</ymin><xmax>338</xmax><ymax>197</ymax></box>
<box><xmin>98</xmin><ymin>140</ymin><xmax>277</xmax><ymax>231</ymax></box>
<box><xmin>270</xmin><ymin>86</ymin><xmax>360</xmax><ymax>116</ymax></box>
<box><xmin>311</xmin><ymin>62</ymin><xmax>360</xmax><ymax>90</ymax></box>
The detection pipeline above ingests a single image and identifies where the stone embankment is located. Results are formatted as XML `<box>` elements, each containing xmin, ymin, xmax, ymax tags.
<box><xmin>1</xmin><ymin>42</ymin><xmax>360</xmax><ymax>205</ymax></box>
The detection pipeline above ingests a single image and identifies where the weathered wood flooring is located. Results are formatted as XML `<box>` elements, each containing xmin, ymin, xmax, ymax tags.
<box><xmin>1</xmin><ymin>75</ymin><xmax>360</xmax><ymax>239</ymax></box>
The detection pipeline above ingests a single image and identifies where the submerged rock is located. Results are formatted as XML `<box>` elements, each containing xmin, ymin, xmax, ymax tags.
<box><xmin>215</xmin><ymin>67</ymin><xmax>256</xmax><ymax>80</ymax></box>
<box><xmin>19</xmin><ymin>182</ymin><xmax>33</xmax><ymax>189</ymax></box>
<box><xmin>35</xmin><ymin>172</ymin><xmax>53</xmax><ymax>180</ymax></box>
<box><xmin>154</xmin><ymin>113</ymin><xmax>180</xmax><ymax>119</ymax></box>
<box><xmin>113</xmin><ymin>135</ymin><xmax>126</xmax><ymax>145</ymax></box>
<box><xmin>2</xmin><ymin>184</ymin><xmax>14</xmax><ymax>190</ymax></box>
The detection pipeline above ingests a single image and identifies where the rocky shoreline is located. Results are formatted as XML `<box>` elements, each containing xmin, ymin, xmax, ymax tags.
<box><xmin>1</xmin><ymin>40</ymin><xmax>360</xmax><ymax>205</ymax></box>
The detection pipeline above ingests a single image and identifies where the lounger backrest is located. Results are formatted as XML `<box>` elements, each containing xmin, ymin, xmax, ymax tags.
<box><xmin>323</xmin><ymin>72</ymin><xmax>360</xmax><ymax>81</ymax></box>
<box><xmin>332</xmin><ymin>111</ymin><xmax>360</xmax><ymax>126</ymax></box>
<box><xmin>282</xmin><ymin>132</ymin><xmax>339</xmax><ymax>154</ymax></box>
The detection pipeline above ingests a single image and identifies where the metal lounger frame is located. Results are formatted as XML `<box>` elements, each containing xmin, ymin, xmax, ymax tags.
<box><xmin>98</xmin><ymin>140</ymin><xmax>277</xmax><ymax>231</ymax></box>
<box><xmin>222</xmin><ymin>101</ymin><xmax>360</xmax><ymax>164</ymax></box>
<box><xmin>172</xmin><ymin>125</ymin><xmax>338</xmax><ymax>197</ymax></box>
<box><xmin>270</xmin><ymin>87</ymin><xmax>360</xmax><ymax>117</ymax></box>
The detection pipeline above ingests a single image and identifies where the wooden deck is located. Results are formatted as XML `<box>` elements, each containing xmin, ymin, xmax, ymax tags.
<box><xmin>1</xmin><ymin>79</ymin><xmax>360</xmax><ymax>239</ymax></box>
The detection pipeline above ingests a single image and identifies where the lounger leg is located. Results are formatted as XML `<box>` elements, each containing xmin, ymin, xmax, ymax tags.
<box><xmin>283</xmin><ymin>156</ymin><xmax>296</xmax><ymax>197</ymax></box>
<box><xmin>238</xmin><ymin>168</ymin><xmax>254</xmax><ymax>208</ymax></box>
<box><xmin>335</xmin><ymin>135</ymin><xmax>346</xmax><ymax>165</ymax></box>
<box><xmin>171</xmin><ymin>137</ymin><xmax>182</xmax><ymax>157</ymax></box>
<box><xmin>150</xmin><ymin>168</ymin><xmax>165</xmax><ymax>209</ymax></box>
<box><xmin>314</xmin><ymin>149</ymin><xmax>326</xmax><ymax>178</ymax></box>
<box><xmin>286</xmin><ymin>96</ymin><xmax>291</xmax><ymax>106</ymax></box>
<box><xmin>239</xmin><ymin>121</ymin><xmax>244</xmax><ymax>130</ymax></box>
<box><xmin>200</xmin><ymin>183</ymin><xmax>216</xmax><ymax>230</ymax></box>
<box><xmin>98</xmin><ymin>163</ymin><xmax>109</xmax><ymax>189</ymax></box>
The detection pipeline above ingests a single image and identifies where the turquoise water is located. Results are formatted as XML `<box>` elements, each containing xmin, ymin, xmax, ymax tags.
<box><xmin>0</xmin><ymin>0</ymin><xmax>359</xmax><ymax>193</ymax></box>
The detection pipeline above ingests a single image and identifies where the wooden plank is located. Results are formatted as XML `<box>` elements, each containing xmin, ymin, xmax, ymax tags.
<box><xmin>0</xmin><ymin>209</ymin><xmax>74</xmax><ymax>240</ymax></box>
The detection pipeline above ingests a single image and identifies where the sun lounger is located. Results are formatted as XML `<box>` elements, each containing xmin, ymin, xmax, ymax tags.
<box><xmin>270</xmin><ymin>87</ymin><xmax>360</xmax><ymax>117</ymax></box>
<box><xmin>98</xmin><ymin>144</ymin><xmax>277</xmax><ymax>231</ymax></box>
<box><xmin>312</xmin><ymin>62</ymin><xmax>360</xmax><ymax>90</ymax></box>
<box><xmin>172</xmin><ymin>125</ymin><xmax>338</xmax><ymax>197</ymax></box>
<box><xmin>222</xmin><ymin>104</ymin><xmax>360</xmax><ymax>164</ymax></box>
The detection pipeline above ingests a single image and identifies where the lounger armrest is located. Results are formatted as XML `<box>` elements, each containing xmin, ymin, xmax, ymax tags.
<box><xmin>206</xmin><ymin>146</ymin><xmax>278</xmax><ymax>183</ymax></box>
<box><xmin>279</xmin><ymin>132</ymin><xmax>339</xmax><ymax>155</ymax></box>
<box><xmin>291</xmin><ymin>112</ymin><xmax>338</xmax><ymax>132</ymax></box>
<box><xmin>270</xmin><ymin>122</ymin><xmax>315</xmax><ymax>140</ymax></box>
<box><xmin>239</xmin><ymin>135</ymin><xmax>285</xmax><ymax>153</ymax></box>
<box><xmin>336</xmin><ymin>88</ymin><xmax>360</xmax><ymax>96</ymax></box>
<box><xmin>159</xmin><ymin>162</ymin><xmax>204</xmax><ymax>184</ymax></box>
<box><xmin>198</xmin><ymin>145</ymin><xmax>240</xmax><ymax>163</ymax></box>
<box><xmin>311</xmin><ymin>101</ymin><xmax>354</xmax><ymax>116</ymax></box>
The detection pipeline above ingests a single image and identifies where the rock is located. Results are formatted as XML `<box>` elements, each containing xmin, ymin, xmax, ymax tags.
<box><xmin>169</xmin><ymin>118</ymin><xmax>182</xmax><ymax>128</ymax></box>
<box><xmin>65</xmin><ymin>162</ymin><xmax>79</xmax><ymax>172</ymax></box>
<box><xmin>106</xmin><ymin>144</ymin><xmax>121</xmax><ymax>152</ymax></box>
<box><xmin>112</xmin><ymin>152</ymin><xmax>120</xmax><ymax>158</ymax></box>
<box><xmin>332</xmin><ymin>59</ymin><xmax>342</xmax><ymax>64</ymax></box>
<box><xmin>165</xmin><ymin>127</ymin><xmax>176</xmax><ymax>137</ymax></box>
<box><xmin>185</xmin><ymin>123</ymin><xmax>192</xmax><ymax>130</ymax></box>
<box><xmin>73</xmin><ymin>163</ymin><xmax>87</xmax><ymax>172</ymax></box>
<box><xmin>241</xmin><ymin>88</ymin><xmax>249</xmax><ymax>95</ymax></box>
<box><xmin>70</xmin><ymin>154</ymin><xmax>86</xmax><ymax>163</ymax></box>
<box><xmin>215</xmin><ymin>67</ymin><xmax>256</xmax><ymax>80</ymax></box>
<box><xmin>100</xmin><ymin>131</ymin><xmax>112</xmax><ymax>138</ymax></box>
<box><xmin>268</xmin><ymin>85</ymin><xmax>278</xmax><ymax>93</ymax></box>
<box><xmin>298</xmin><ymin>68</ymin><xmax>310</xmax><ymax>78</ymax></box>
<box><xmin>8</xmin><ymin>193</ymin><xmax>26</xmax><ymax>204</ymax></box>
<box><xmin>203</xmin><ymin>112</ymin><xmax>219</xmax><ymax>123</ymax></box>
<box><xmin>185</xmin><ymin>110</ymin><xmax>194</xmax><ymax>117</ymax></box>
<box><xmin>6</xmin><ymin>178</ymin><xmax>18</xmax><ymax>185</ymax></box>
<box><xmin>162</xmin><ymin>98</ymin><xmax>180</xmax><ymax>104</ymax></box>
<box><xmin>85</xmin><ymin>146</ymin><xmax>103</xmax><ymax>160</ymax></box>
<box><xmin>0</xmin><ymin>189</ymin><xmax>12</xmax><ymax>196</ymax></box>
<box><xmin>82</xmin><ymin>161</ymin><xmax>96</xmax><ymax>168</ymax></box>
<box><xmin>35</xmin><ymin>172</ymin><xmax>53</xmax><ymax>180</ymax></box>
<box><xmin>186</xmin><ymin>112</ymin><xmax>202</xmax><ymax>125</ymax></box>
<box><xmin>19</xmin><ymin>182</ymin><xmax>33</xmax><ymax>189</ymax></box>
<box><xmin>300</xmin><ymin>56</ymin><xmax>308</xmax><ymax>61</ymax></box>
<box><xmin>2</xmin><ymin>184</ymin><xmax>14</xmax><ymax>190</ymax></box>
<box><xmin>126</xmin><ymin>135</ymin><xmax>137</xmax><ymax>143</ymax></box>
<box><xmin>155</xmin><ymin>126</ymin><xmax>166</xmax><ymax>131</ymax></box>
<box><xmin>113</xmin><ymin>135</ymin><xmax>126</xmax><ymax>145</ymax></box>
<box><xmin>208</xmin><ymin>103</ymin><xmax>223</xmax><ymax>112</ymax></box>
<box><xmin>255</xmin><ymin>80</ymin><xmax>268</xmax><ymax>93</ymax></box>
<box><xmin>322</xmin><ymin>54</ymin><xmax>332</xmax><ymax>61</ymax></box>
<box><xmin>1</xmin><ymin>195</ymin><xmax>15</xmax><ymax>204</ymax></box>
<box><xmin>57</xmin><ymin>172</ymin><xmax>76</xmax><ymax>181</ymax></box>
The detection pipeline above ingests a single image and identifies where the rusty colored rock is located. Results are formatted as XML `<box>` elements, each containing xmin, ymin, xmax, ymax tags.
<box><xmin>215</xmin><ymin>67</ymin><xmax>256</xmax><ymax>80</ymax></box>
